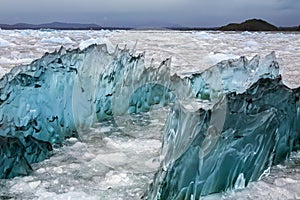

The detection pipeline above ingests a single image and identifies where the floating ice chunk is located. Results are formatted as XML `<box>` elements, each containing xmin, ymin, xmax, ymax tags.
<box><xmin>0</xmin><ymin>37</ymin><xmax>15</xmax><ymax>47</ymax></box>
<box><xmin>147</xmin><ymin>77</ymin><xmax>300</xmax><ymax>199</ymax></box>
<box><xmin>243</xmin><ymin>40</ymin><xmax>259</xmax><ymax>47</ymax></box>
<box><xmin>0</xmin><ymin>44</ymin><xmax>171</xmax><ymax>178</ymax></box>
<box><xmin>101</xmin><ymin>171</ymin><xmax>131</xmax><ymax>187</ymax></box>
<box><xmin>40</xmin><ymin>37</ymin><xmax>75</xmax><ymax>44</ymax></box>
<box><xmin>241</xmin><ymin>31</ymin><xmax>252</xmax><ymax>35</ymax></box>
<box><xmin>0</xmin><ymin>57</ymin><xmax>35</xmax><ymax>67</ymax></box>
<box><xmin>28</xmin><ymin>180</ymin><xmax>41</xmax><ymax>189</ymax></box>
<box><xmin>36</xmin><ymin>191</ymin><xmax>99</xmax><ymax>200</ymax></box>
<box><xmin>193</xmin><ymin>31</ymin><xmax>212</xmax><ymax>39</ymax></box>
<box><xmin>79</xmin><ymin>38</ymin><xmax>114</xmax><ymax>51</ymax></box>
<box><xmin>203</xmin><ymin>52</ymin><xmax>239</xmax><ymax>66</ymax></box>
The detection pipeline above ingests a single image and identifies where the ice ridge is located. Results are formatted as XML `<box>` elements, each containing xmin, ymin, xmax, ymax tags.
<box><xmin>0</xmin><ymin>44</ymin><xmax>171</xmax><ymax>178</ymax></box>
<box><xmin>147</xmin><ymin>54</ymin><xmax>300</xmax><ymax>198</ymax></box>
<box><xmin>147</xmin><ymin>76</ymin><xmax>300</xmax><ymax>199</ymax></box>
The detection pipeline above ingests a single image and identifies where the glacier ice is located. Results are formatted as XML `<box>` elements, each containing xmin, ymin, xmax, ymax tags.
<box><xmin>0</xmin><ymin>44</ymin><xmax>171</xmax><ymax>178</ymax></box>
<box><xmin>147</xmin><ymin>59</ymin><xmax>300</xmax><ymax>198</ymax></box>
<box><xmin>0</xmin><ymin>135</ymin><xmax>51</xmax><ymax>179</ymax></box>
<box><xmin>0</xmin><ymin>42</ymin><xmax>299</xmax><ymax>200</ymax></box>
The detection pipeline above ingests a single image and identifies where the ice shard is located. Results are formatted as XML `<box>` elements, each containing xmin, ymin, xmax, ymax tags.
<box><xmin>0</xmin><ymin>44</ymin><xmax>171</xmax><ymax>178</ymax></box>
<box><xmin>147</xmin><ymin>57</ymin><xmax>300</xmax><ymax>198</ymax></box>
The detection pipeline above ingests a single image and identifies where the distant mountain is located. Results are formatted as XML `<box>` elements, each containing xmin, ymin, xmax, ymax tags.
<box><xmin>0</xmin><ymin>22</ymin><xmax>103</xmax><ymax>30</ymax></box>
<box><xmin>219</xmin><ymin>19</ymin><xmax>278</xmax><ymax>31</ymax></box>
<box><xmin>0</xmin><ymin>20</ymin><xmax>299</xmax><ymax>31</ymax></box>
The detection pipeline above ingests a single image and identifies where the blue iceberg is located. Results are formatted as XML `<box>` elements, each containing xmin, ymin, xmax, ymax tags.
<box><xmin>0</xmin><ymin>43</ymin><xmax>299</xmax><ymax>200</ymax></box>
<box><xmin>147</xmin><ymin>55</ymin><xmax>300</xmax><ymax>198</ymax></box>
<box><xmin>0</xmin><ymin>44</ymin><xmax>171</xmax><ymax>178</ymax></box>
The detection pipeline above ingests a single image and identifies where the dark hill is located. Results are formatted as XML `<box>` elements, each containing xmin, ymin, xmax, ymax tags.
<box><xmin>219</xmin><ymin>19</ymin><xmax>278</xmax><ymax>31</ymax></box>
<box><xmin>0</xmin><ymin>22</ymin><xmax>103</xmax><ymax>30</ymax></box>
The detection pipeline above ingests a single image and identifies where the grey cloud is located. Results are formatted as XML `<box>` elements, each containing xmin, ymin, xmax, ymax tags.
<box><xmin>0</xmin><ymin>0</ymin><xmax>299</xmax><ymax>26</ymax></box>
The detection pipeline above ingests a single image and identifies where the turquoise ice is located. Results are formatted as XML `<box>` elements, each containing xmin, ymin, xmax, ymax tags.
<box><xmin>0</xmin><ymin>44</ymin><xmax>299</xmax><ymax>200</ymax></box>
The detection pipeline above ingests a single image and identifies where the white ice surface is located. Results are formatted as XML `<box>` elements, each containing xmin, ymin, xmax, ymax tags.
<box><xmin>0</xmin><ymin>37</ymin><xmax>15</xmax><ymax>47</ymax></box>
<box><xmin>79</xmin><ymin>38</ymin><xmax>114</xmax><ymax>51</ymax></box>
<box><xmin>1</xmin><ymin>30</ymin><xmax>299</xmax><ymax>87</ymax></box>
<box><xmin>40</xmin><ymin>37</ymin><xmax>75</xmax><ymax>44</ymax></box>
<box><xmin>0</xmin><ymin>30</ymin><xmax>300</xmax><ymax>200</ymax></box>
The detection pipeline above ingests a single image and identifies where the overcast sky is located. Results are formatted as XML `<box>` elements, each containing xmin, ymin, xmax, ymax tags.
<box><xmin>0</xmin><ymin>0</ymin><xmax>299</xmax><ymax>27</ymax></box>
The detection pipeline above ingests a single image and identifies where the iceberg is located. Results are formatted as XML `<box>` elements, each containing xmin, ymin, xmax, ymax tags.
<box><xmin>40</xmin><ymin>36</ymin><xmax>75</xmax><ymax>44</ymax></box>
<box><xmin>0</xmin><ymin>42</ymin><xmax>299</xmax><ymax>200</ymax></box>
<box><xmin>147</xmin><ymin>57</ymin><xmax>300</xmax><ymax>198</ymax></box>
<box><xmin>0</xmin><ymin>44</ymin><xmax>171</xmax><ymax>178</ymax></box>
